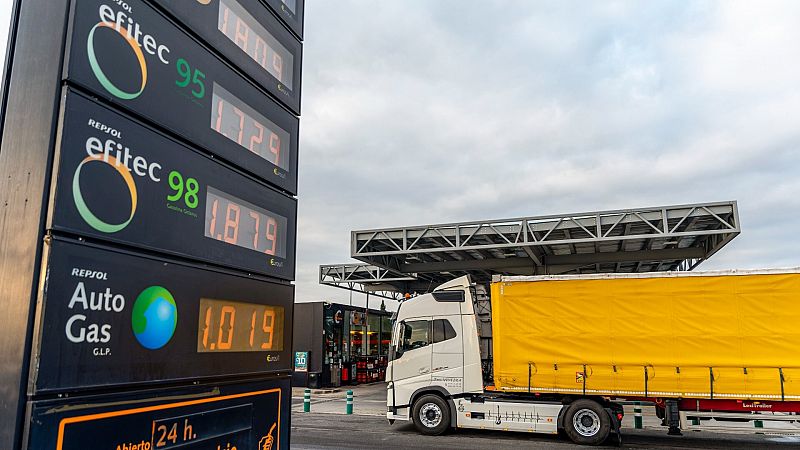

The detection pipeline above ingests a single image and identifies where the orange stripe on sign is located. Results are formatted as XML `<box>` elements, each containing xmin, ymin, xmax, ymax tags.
<box><xmin>56</xmin><ymin>388</ymin><xmax>282</xmax><ymax>450</ymax></box>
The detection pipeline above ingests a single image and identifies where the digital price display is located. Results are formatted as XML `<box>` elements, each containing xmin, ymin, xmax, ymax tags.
<box><xmin>219</xmin><ymin>0</ymin><xmax>294</xmax><ymax>88</ymax></box>
<box><xmin>211</xmin><ymin>83</ymin><xmax>290</xmax><ymax>171</ymax></box>
<box><xmin>49</xmin><ymin>90</ymin><xmax>296</xmax><ymax>280</ymax></box>
<box><xmin>32</xmin><ymin>239</ymin><xmax>294</xmax><ymax>393</ymax></box>
<box><xmin>156</xmin><ymin>0</ymin><xmax>302</xmax><ymax>114</ymax></box>
<box><xmin>26</xmin><ymin>379</ymin><xmax>288</xmax><ymax>450</ymax></box>
<box><xmin>198</xmin><ymin>299</ymin><xmax>284</xmax><ymax>352</ymax></box>
<box><xmin>205</xmin><ymin>187</ymin><xmax>288</xmax><ymax>257</ymax></box>
<box><xmin>64</xmin><ymin>0</ymin><xmax>299</xmax><ymax>193</ymax></box>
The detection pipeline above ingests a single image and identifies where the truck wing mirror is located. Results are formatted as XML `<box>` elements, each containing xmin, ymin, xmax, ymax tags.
<box><xmin>391</xmin><ymin>322</ymin><xmax>405</xmax><ymax>360</ymax></box>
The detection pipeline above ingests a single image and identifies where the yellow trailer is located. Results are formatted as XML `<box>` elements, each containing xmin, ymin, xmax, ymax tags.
<box><xmin>491</xmin><ymin>269</ymin><xmax>800</xmax><ymax>401</ymax></box>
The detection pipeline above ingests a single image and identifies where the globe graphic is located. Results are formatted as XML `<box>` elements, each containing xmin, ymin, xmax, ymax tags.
<box><xmin>131</xmin><ymin>286</ymin><xmax>177</xmax><ymax>350</ymax></box>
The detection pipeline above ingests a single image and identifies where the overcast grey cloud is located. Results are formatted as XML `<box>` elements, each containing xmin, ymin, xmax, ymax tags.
<box><xmin>0</xmin><ymin>1</ymin><xmax>798</xmax><ymax>309</ymax></box>
<box><xmin>298</xmin><ymin>0</ymin><xmax>800</xmax><ymax>307</ymax></box>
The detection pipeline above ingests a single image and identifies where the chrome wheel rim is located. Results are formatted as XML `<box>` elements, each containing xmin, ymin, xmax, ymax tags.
<box><xmin>573</xmin><ymin>409</ymin><xmax>601</xmax><ymax>437</ymax></box>
<box><xmin>419</xmin><ymin>403</ymin><xmax>443</xmax><ymax>428</ymax></box>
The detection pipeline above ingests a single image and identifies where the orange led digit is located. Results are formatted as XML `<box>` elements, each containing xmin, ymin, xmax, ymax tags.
<box><xmin>209</xmin><ymin>83</ymin><xmax>290</xmax><ymax>170</ymax></box>
<box><xmin>268</xmin><ymin>133</ymin><xmax>281</xmax><ymax>165</ymax></box>
<box><xmin>261</xmin><ymin>309</ymin><xmax>275</xmax><ymax>350</ymax></box>
<box><xmin>249</xmin><ymin>122</ymin><xmax>264</xmax><ymax>154</ymax></box>
<box><xmin>265</xmin><ymin>217</ymin><xmax>278</xmax><ymax>256</ymax></box>
<box><xmin>204</xmin><ymin>186</ymin><xmax>288</xmax><ymax>258</ymax></box>
<box><xmin>217</xmin><ymin>306</ymin><xmax>236</xmax><ymax>350</ymax></box>
<box><xmin>249</xmin><ymin>211</ymin><xmax>261</xmax><ymax>249</ymax></box>
<box><xmin>197</xmin><ymin>299</ymin><xmax>284</xmax><ymax>353</ymax></box>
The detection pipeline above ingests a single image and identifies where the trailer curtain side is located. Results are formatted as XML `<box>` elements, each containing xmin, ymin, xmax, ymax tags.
<box><xmin>491</xmin><ymin>271</ymin><xmax>800</xmax><ymax>400</ymax></box>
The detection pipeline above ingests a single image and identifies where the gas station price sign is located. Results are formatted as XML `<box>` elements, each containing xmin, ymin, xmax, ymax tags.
<box><xmin>32</xmin><ymin>239</ymin><xmax>294</xmax><ymax>392</ymax></box>
<box><xmin>0</xmin><ymin>0</ymin><xmax>302</xmax><ymax>447</ymax></box>
<box><xmin>262</xmin><ymin>0</ymin><xmax>304</xmax><ymax>39</ymax></box>
<box><xmin>198</xmin><ymin>298</ymin><xmax>285</xmax><ymax>353</ymax></box>
<box><xmin>157</xmin><ymin>0</ymin><xmax>303</xmax><ymax>113</ymax></box>
<box><xmin>64</xmin><ymin>0</ymin><xmax>299</xmax><ymax>193</ymax></box>
<box><xmin>50</xmin><ymin>90</ymin><xmax>297</xmax><ymax>280</ymax></box>
<box><xmin>26</xmin><ymin>379</ymin><xmax>288</xmax><ymax>450</ymax></box>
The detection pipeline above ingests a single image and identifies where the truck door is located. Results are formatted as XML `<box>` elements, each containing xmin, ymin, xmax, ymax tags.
<box><xmin>391</xmin><ymin>318</ymin><xmax>433</xmax><ymax>401</ymax></box>
<box><xmin>431</xmin><ymin>317</ymin><xmax>464</xmax><ymax>393</ymax></box>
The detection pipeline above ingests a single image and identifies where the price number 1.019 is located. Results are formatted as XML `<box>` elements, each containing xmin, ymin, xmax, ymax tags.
<box><xmin>197</xmin><ymin>298</ymin><xmax>284</xmax><ymax>353</ymax></box>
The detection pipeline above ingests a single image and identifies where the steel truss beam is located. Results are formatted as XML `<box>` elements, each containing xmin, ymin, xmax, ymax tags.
<box><xmin>350</xmin><ymin>201</ymin><xmax>740</xmax><ymax>283</ymax></box>
<box><xmin>319</xmin><ymin>263</ymin><xmax>419</xmax><ymax>300</ymax></box>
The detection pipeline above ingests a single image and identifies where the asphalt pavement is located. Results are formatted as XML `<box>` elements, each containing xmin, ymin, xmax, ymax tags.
<box><xmin>290</xmin><ymin>383</ymin><xmax>800</xmax><ymax>449</ymax></box>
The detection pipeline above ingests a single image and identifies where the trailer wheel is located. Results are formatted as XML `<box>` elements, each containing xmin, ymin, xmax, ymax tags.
<box><xmin>412</xmin><ymin>394</ymin><xmax>450</xmax><ymax>436</ymax></box>
<box><xmin>564</xmin><ymin>399</ymin><xmax>610</xmax><ymax>445</ymax></box>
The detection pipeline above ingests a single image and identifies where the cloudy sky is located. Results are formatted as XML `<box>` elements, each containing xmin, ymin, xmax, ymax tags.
<box><xmin>2</xmin><ymin>1</ymin><xmax>799</xmax><ymax>309</ymax></box>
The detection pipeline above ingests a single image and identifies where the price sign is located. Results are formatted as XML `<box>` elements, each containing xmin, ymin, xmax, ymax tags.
<box><xmin>0</xmin><ymin>0</ymin><xmax>302</xmax><ymax>447</ymax></box>
<box><xmin>26</xmin><ymin>379</ymin><xmax>288</xmax><ymax>450</ymax></box>
<box><xmin>264</xmin><ymin>0</ymin><xmax>305</xmax><ymax>38</ymax></box>
<box><xmin>32</xmin><ymin>239</ymin><xmax>294</xmax><ymax>392</ymax></box>
<box><xmin>64</xmin><ymin>0</ymin><xmax>299</xmax><ymax>193</ymax></box>
<box><xmin>158</xmin><ymin>0</ymin><xmax>303</xmax><ymax>111</ymax></box>
<box><xmin>197</xmin><ymin>298</ymin><xmax>284</xmax><ymax>353</ymax></box>
<box><xmin>49</xmin><ymin>90</ymin><xmax>296</xmax><ymax>280</ymax></box>
<box><xmin>294</xmin><ymin>351</ymin><xmax>308</xmax><ymax>372</ymax></box>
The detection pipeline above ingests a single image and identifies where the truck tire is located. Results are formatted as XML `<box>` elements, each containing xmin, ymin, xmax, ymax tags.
<box><xmin>412</xmin><ymin>394</ymin><xmax>450</xmax><ymax>436</ymax></box>
<box><xmin>563</xmin><ymin>399</ymin><xmax>610</xmax><ymax>445</ymax></box>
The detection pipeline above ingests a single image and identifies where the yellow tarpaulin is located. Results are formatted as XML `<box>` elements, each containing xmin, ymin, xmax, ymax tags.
<box><xmin>491</xmin><ymin>271</ymin><xmax>800</xmax><ymax>400</ymax></box>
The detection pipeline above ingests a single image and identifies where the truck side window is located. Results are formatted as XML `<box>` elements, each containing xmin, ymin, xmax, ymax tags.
<box><xmin>432</xmin><ymin>319</ymin><xmax>457</xmax><ymax>343</ymax></box>
<box><xmin>401</xmin><ymin>320</ymin><xmax>430</xmax><ymax>352</ymax></box>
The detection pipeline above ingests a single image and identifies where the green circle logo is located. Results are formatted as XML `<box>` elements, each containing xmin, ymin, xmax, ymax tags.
<box><xmin>131</xmin><ymin>286</ymin><xmax>177</xmax><ymax>350</ymax></box>
<box><xmin>72</xmin><ymin>155</ymin><xmax>138</xmax><ymax>233</ymax></box>
<box><xmin>87</xmin><ymin>21</ymin><xmax>148</xmax><ymax>100</ymax></box>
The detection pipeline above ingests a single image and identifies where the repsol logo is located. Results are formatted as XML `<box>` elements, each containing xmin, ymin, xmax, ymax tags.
<box><xmin>87</xmin><ymin>118</ymin><xmax>122</xmax><ymax>138</ymax></box>
<box><xmin>88</xmin><ymin>4</ymin><xmax>171</xmax><ymax>99</ymax></box>
<box><xmin>71</xmin><ymin>267</ymin><xmax>109</xmax><ymax>279</ymax></box>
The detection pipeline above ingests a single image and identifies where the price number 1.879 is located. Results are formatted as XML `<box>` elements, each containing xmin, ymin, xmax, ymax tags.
<box><xmin>204</xmin><ymin>186</ymin><xmax>285</xmax><ymax>258</ymax></box>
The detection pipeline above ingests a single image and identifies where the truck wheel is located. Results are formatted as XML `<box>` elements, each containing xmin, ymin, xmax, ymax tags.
<box><xmin>564</xmin><ymin>399</ymin><xmax>610</xmax><ymax>445</ymax></box>
<box><xmin>412</xmin><ymin>394</ymin><xmax>450</xmax><ymax>436</ymax></box>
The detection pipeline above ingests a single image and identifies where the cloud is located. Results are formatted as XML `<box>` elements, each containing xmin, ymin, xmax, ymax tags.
<box><xmin>0</xmin><ymin>2</ymin><xmax>796</xmax><ymax>309</ymax></box>
<box><xmin>297</xmin><ymin>0</ymin><xmax>800</xmax><ymax>307</ymax></box>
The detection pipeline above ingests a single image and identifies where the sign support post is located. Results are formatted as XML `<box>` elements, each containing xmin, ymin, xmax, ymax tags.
<box><xmin>0</xmin><ymin>0</ymin><xmax>305</xmax><ymax>448</ymax></box>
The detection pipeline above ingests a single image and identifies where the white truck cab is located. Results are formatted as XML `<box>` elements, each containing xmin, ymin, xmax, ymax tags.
<box><xmin>386</xmin><ymin>276</ymin><xmax>621</xmax><ymax>445</ymax></box>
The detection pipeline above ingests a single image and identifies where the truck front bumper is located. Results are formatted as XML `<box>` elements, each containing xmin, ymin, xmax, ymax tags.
<box><xmin>387</xmin><ymin>407</ymin><xmax>410</xmax><ymax>422</ymax></box>
<box><xmin>386</xmin><ymin>382</ymin><xmax>410</xmax><ymax>422</ymax></box>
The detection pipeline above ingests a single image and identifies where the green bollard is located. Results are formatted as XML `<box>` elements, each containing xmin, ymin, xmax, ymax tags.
<box><xmin>346</xmin><ymin>390</ymin><xmax>353</xmax><ymax>415</ymax></box>
<box><xmin>634</xmin><ymin>402</ymin><xmax>643</xmax><ymax>429</ymax></box>
<box><xmin>304</xmin><ymin>388</ymin><xmax>311</xmax><ymax>413</ymax></box>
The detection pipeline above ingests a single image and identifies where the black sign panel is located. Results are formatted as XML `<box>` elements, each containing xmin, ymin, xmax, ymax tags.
<box><xmin>50</xmin><ymin>90</ymin><xmax>296</xmax><ymax>280</ymax></box>
<box><xmin>64</xmin><ymin>0</ymin><xmax>299</xmax><ymax>193</ymax></box>
<box><xmin>263</xmin><ymin>0</ymin><xmax>305</xmax><ymax>39</ymax></box>
<box><xmin>27</xmin><ymin>378</ymin><xmax>289</xmax><ymax>450</ymax></box>
<box><xmin>156</xmin><ymin>0</ymin><xmax>302</xmax><ymax>110</ymax></box>
<box><xmin>32</xmin><ymin>239</ymin><xmax>294</xmax><ymax>393</ymax></box>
